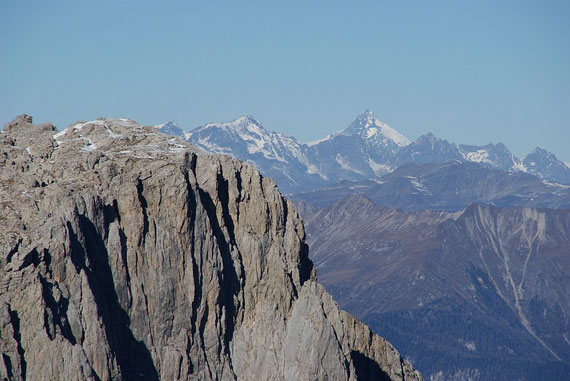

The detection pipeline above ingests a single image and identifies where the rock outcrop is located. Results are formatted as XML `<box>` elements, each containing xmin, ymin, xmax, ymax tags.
<box><xmin>0</xmin><ymin>115</ymin><xmax>421</xmax><ymax>380</ymax></box>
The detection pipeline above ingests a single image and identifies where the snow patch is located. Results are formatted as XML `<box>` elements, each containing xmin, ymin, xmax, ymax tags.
<box><xmin>116</xmin><ymin>118</ymin><xmax>137</xmax><ymax>127</ymax></box>
<box><xmin>512</xmin><ymin>160</ymin><xmax>527</xmax><ymax>173</ymax></box>
<box><xmin>462</xmin><ymin>340</ymin><xmax>477</xmax><ymax>351</ymax></box>
<box><xmin>245</xmin><ymin>136</ymin><xmax>288</xmax><ymax>163</ymax></box>
<box><xmin>306</xmin><ymin>164</ymin><xmax>328</xmax><ymax>180</ymax></box>
<box><xmin>366</xmin><ymin>127</ymin><xmax>378</xmax><ymax>138</ymax></box>
<box><xmin>54</xmin><ymin>120</ymin><xmax>111</xmax><ymax>144</ymax></box>
<box><xmin>53</xmin><ymin>127</ymin><xmax>70</xmax><ymax>142</ymax></box>
<box><xmin>73</xmin><ymin>120</ymin><xmax>105</xmax><ymax>131</ymax></box>
<box><xmin>196</xmin><ymin>137</ymin><xmax>231</xmax><ymax>154</ymax></box>
<box><xmin>541</xmin><ymin>180</ymin><xmax>570</xmax><ymax>189</ymax></box>
<box><xmin>406</xmin><ymin>176</ymin><xmax>431</xmax><ymax>195</ymax></box>
<box><xmin>106</xmin><ymin>125</ymin><xmax>123</xmax><ymax>139</ymax></box>
<box><xmin>21</xmin><ymin>191</ymin><xmax>35</xmax><ymax>200</ymax></box>
<box><xmin>368</xmin><ymin>158</ymin><xmax>392</xmax><ymax>176</ymax></box>
<box><xmin>168</xmin><ymin>144</ymin><xmax>186</xmax><ymax>153</ymax></box>
<box><xmin>306</xmin><ymin>135</ymin><xmax>331</xmax><ymax>146</ymax></box>
<box><xmin>335</xmin><ymin>154</ymin><xmax>363</xmax><ymax>174</ymax></box>
<box><xmin>374</xmin><ymin>120</ymin><xmax>410</xmax><ymax>147</ymax></box>
<box><xmin>79</xmin><ymin>138</ymin><xmax>97</xmax><ymax>152</ymax></box>
<box><xmin>465</xmin><ymin>149</ymin><xmax>491</xmax><ymax>164</ymax></box>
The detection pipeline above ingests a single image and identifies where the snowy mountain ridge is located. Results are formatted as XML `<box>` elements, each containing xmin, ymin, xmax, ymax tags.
<box><xmin>186</xmin><ymin>114</ymin><xmax>311</xmax><ymax>164</ymax></box>
<box><xmin>156</xmin><ymin>111</ymin><xmax>570</xmax><ymax>193</ymax></box>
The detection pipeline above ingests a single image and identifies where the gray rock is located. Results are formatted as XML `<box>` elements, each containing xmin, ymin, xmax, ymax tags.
<box><xmin>0</xmin><ymin>115</ymin><xmax>421</xmax><ymax>380</ymax></box>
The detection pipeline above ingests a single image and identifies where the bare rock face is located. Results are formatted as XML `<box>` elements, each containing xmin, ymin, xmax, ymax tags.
<box><xmin>0</xmin><ymin>115</ymin><xmax>421</xmax><ymax>380</ymax></box>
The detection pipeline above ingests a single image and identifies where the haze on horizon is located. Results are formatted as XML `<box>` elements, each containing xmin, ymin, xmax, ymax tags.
<box><xmin>1</xmin><ymin>0</ymin><xmax>569</xmax><ymax>162</ymax></box>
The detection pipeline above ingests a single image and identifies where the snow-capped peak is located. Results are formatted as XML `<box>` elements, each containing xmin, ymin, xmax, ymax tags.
<box><xmin>234</xmin><ymin>114</ymin><xmax>261</xmax><ymax>126</ymax></box>
<box><xmin>193</xmin><ymin>114</ymin><xmax>265</xmax><ymax>135</ymax></box>
<box><xmin>182</xmin><ymin>115</ymin><xmax>313</xmax><ymax>167</ymax></box>
<box><xmin>340</xmin><ymin>110</ymin><xmax>411</xmax><ymax>147</ymax></box>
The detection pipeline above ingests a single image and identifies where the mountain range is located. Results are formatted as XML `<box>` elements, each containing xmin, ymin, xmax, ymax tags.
<box><xmin>157</xmin><ymin>110</ymin><xmax>570</xmax><ymax>194</ymax></box>
<box><xmin>304</xmin><ymin>195</ymin><xmax>570</xmax><ymax>380</ymax></box>
<box><xmin>292</xmin><ymin>161</ymin><xmax>570</xmax><ymax>211</ymax></box>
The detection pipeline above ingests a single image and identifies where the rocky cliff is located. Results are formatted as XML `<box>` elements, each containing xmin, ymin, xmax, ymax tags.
<box><xmin>0</xmin><ymin>115</ymin><xmax>421</xmax><ymax>380</ymax></box>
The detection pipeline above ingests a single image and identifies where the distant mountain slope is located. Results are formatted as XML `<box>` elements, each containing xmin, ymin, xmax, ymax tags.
<box><xmin>292</xmin><ymin>161</ymin><xmax>570</xmax><ymax>211</ymax></box>
<box><xmin>308</xmin><ymin>110</ymin><xmax>410</xmax><ymax>178</ymax></box>
<box><xmin>184</xmin><ymin>115</ymin><xmax>323</xmax><ymax>191</ymax></box>
<box><xmin>305</xmin><ymin>195</ymin><xmax>570</xmax><ymax>380</ymax></box>
<box><xmin>458</xmin><ymin>142</ymin><xmax>522</xmax><ymax>172</ymax></box>
<box><xmin>523</xmin><ymin>147</ymin><xmax>570</xmax><ymax>184</ymax></box>
<box><xmin>393</xmin><ymin>133</ymin><xmax>525</xmax><ymax>173</ymax></box>
<box><xmin>156</xmin><ymin>111</ymin><xmax>570</xmax><ymax>192</ymax></box>
<box><xmin>155</xmin><ymin>121</ymin><xmax>185</xmax><ymax>137</ymax></box>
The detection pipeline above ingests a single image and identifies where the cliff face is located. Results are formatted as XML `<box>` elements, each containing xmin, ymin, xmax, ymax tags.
<box><xmin>0</xmin><ymin>115</ymin><xmax>420</xmax><ymax>380</ymax></box>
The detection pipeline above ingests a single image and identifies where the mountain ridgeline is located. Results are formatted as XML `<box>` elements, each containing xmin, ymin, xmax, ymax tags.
<box><xmin>157</xmin><ymin>110</ymin><xmax>570</xmax><ymax>194</ymax></box>
<box><xmin>0</xmin><ymin>115</ymin><xmax>421</xmax><ymax>380</ymax></box>
<box><xmin>292</xmin><ymin>161</ymin><xmax>570</xmax><ymax>211</ymax></box>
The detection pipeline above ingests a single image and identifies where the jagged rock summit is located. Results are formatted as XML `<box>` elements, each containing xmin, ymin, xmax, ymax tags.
<box><xmin>523</xmin><ymin>147</ymin><xmax>570</xmax><ymax>184</ymax></box>
<box><xmin>0</xmin><ymin>115</ymin><xmax>421</xmax><ymax>380</ymax></box>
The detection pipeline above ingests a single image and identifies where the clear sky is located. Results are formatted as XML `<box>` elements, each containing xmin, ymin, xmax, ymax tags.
<box><xmin>1</xmin><ymin>1</ymin><xmax>569</xmax><ymax>161</ymax></box>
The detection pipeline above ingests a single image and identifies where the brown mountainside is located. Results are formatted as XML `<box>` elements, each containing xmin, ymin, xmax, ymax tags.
<box><xmin>305</xmin><ymin>194</ymin><xmax>570</xmax><ymax>380</ymax></box>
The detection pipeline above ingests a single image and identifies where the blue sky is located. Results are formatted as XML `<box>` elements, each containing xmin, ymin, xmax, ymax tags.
<box><xmin>1</xmin><ymin>1</ymin><xmax>569</xmax><ymax>161</ymax></box>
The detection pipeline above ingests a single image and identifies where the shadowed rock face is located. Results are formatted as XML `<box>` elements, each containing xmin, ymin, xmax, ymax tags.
<box><xmin>0</xmin><ymin>115</ymin><xmax>421</xmax><ymax>381</ymax></box>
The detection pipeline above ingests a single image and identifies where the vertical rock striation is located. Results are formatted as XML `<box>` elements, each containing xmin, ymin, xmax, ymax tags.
<box><xmin>0</xmin><ymin>115</ymin><xmax>421</xmax><ymax>380</ymax></box>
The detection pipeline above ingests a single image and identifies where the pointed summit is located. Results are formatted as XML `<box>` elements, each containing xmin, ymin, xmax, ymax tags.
<box><xmin>341</xmin><ymin>110</ymin><xmax>411</xmax><ymax>147</ymax></box>
<box><xmin>345</xmin><ymin>110</ymin><xmax>377</xmax><ymax>133</ymax></box>
<box><xmin>191</xmin><ymin>114</ymin><xmax>266</xmax><ymax>136</ymax></box>
<box><xmin>232</xmin><ymin>114</ymin><xmax>262</xmax><ymax>127</ymax></box>
<box><xmin>522</xmin><ymin>146</ymin><xmax>570</xmax><ymax>184</ymax></box>
<box><xmin>155</xmin><ymin>121</ymin><xmax>185</xmax><ymax>137</ymax></box>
